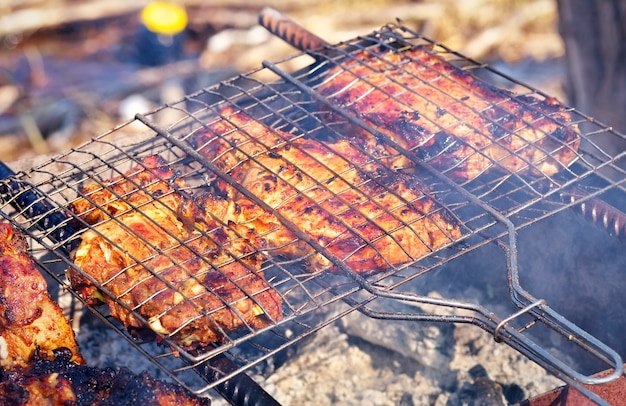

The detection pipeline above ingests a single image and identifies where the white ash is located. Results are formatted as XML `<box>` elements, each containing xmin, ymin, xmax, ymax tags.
<box><xmin>72</xmin><ymin>296</ymin><xmax>562</xmax><ymax>406</ymax></box>
<box><xmin>258</xmin><ymin>306</ymin><xmax>562</xmax><ymax>405</ymax></box>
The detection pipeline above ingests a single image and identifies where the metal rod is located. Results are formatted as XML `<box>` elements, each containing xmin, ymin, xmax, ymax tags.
<box><xmin>493</xmin><ymin>299</ymin><xmax>545</xmax><ymax>342</ymax></box>
<box><xmin>196</xmin><ymin>354</ymin><xmax>281</xmax><ymax>406</ymax></box>
<box><xmin>561</xmin><ymin>185</ymin><xmax>626</xmax><ymax>241</ymax></box>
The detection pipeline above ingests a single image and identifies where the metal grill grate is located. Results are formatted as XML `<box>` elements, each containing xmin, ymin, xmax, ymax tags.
<box><xmin>1</xmin><ymin>15</ymin><xmax>625</xmax><ymax>405</ymax></box>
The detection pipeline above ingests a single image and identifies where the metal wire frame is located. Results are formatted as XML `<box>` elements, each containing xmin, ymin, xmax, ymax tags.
<box><xmin>0</xmin><ymin>20</ymin><xmax>625</xmax><ymax>405</ymax></box>
<box><xmin>0</xmin><ymin>131</ymin><xmax>376</xmax><ymax>396</ymax></box>
<box><xmin>258</xmin><ymin>21</ymin><xmax>626</xmax><ymax>402</ymax></box>
<box><xmin>255</xmin><ymin>20</ymin><xmax>626</xmax><ymax>403</ymax></box>
<box><xmin>222</xmin><ymin>64</ymin><xmax>624</xmax><ymax>404</ymax></box>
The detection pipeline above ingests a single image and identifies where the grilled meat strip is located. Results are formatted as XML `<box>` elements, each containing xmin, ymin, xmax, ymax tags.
<box><xmin>0</xmin><ymin>348</ymin><xmax>209</xmax><ymax>406</ymax></box>
<box><xmin>190</xmin><ymin>107</ymin><xmax>462</xmax><ymax>273</ymax></box>
<box><xmin>0</xmin><ymin>223</ymin><xmax>83</xmax><ymax>369</ymax></box>
<box><xmin>69</xmin><ymin>155</ymin><xmax>282</xmax><ymax>351</ymax></box>
<box><xmin>316</xmin><ymin>46</ymin><xmax>581</xmax><ymax>181</ymax></box>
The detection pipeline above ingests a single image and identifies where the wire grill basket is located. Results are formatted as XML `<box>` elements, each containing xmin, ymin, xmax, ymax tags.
<box><xmin>1</xmin><ymin>15</ymin><xmax>625</xmax><ymax>404</ymax></box>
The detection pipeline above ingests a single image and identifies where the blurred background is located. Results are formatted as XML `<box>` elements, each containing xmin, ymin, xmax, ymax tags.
<box><xmin>0</xmin><ymin>0</ymin><xmax>624</xmax><ymax>161</ymax></box>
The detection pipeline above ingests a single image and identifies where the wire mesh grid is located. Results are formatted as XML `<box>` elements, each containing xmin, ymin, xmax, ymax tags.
<box><xmin>1</xmin><ymin>21</ymin><xmax>625</xmax><ymax>402</ymax></box>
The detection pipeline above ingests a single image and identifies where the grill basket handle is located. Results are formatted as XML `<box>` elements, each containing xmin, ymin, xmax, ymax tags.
<box><xmin>259</xmin><ymin>7</ymin><xmax>330</xmax><ymax>54</ymax></box>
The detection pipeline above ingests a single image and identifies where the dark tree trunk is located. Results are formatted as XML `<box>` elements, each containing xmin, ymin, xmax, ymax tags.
<box><xmin>557</xmin><ymin>0</ymin><xmax>626</xmax><ymax>136</ymax></box>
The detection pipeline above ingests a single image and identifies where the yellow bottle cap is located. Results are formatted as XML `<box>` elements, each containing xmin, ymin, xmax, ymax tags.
<box><xmin>141</xmin><ymin>2</ymin><xmax>188</xmax><ymax>36</ymax></box>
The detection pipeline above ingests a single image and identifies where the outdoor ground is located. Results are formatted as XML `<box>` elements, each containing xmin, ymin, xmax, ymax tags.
<box><xmin>0</xmin><ymin>0</ymin><xmax>564</xmax><ymax>162</ymax></box>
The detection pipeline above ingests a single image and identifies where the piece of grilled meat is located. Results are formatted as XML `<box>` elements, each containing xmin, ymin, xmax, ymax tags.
<box><xmin>69</xmin><ymin>155</ymin><xmax>282</xmax><ymax>351</ymax></box>
<box><xmin>0</xmin><ymin>348</ymin><xmax>209</xmax><ymax>406</ymax></box>
<box><xmin>0</xmin><ymin>223</ymin><xmax>84</xmax><ymax>369</ymax></box>
<box><xmin>0</xmin><ymin>223</ymin><xmax>209</xmax><ymax>405</ymax></box>
<box><xmin>190</xmin><ymin>107</ymin><xmax>462</xmax><ymax>273</ymax></box>
<box><xmin>316</xmin><ymin>46</ymin><xmax>581</xmax><ymax>181</ymax></box>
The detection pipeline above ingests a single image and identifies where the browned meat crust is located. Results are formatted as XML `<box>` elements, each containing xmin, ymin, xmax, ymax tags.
<box><xmin>69</xmin><ymin>105</ymin><xmax>461</xmax><ymax>350</ymax></box>
<box><xmin>190</xmin><ymin>107</ymin><xmax>462</xmax><ymax>273</ymax></box>
<box><xmin>0</xmin><ymin>223</ymin><xmax>84</xmax><ymax>369</ymax></box>
<box><xmin>0</xmin><ymin>348</ymin><xmax>210</xmax><ymax>405</ymax></box>
<box><xmin>316</xmin><ymin>46</ymin><xmax>581</xmax><ymax>181</ymax></box>
<box><xmin>69</xmin><ymin>155</ymin><xmax>283</xmax><ymax>351</ymax></box>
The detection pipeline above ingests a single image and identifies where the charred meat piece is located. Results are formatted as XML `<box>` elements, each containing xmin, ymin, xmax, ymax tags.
<box><xmin>0</xmin><ymin>348</ymin><xmax>210</xmax><ymax>406</ymax></box>
<box><xmin>69</xmin><ymin>156</ymin><xmax>282</xmax><ymax>351</ymax></box>
<box><xmin>0</xmin><ymin>223</ymin><xmax>84</xmax><ymax>369</ymax></box>
<box><xmin>316</xmin><ymin>46</ymin><xmax>581</xmax><ymax>181</ymax></box>
<box><xmin>190</xmin><ymin>107</ymin><xmax>462</xmax><ymax>273</ymax></box>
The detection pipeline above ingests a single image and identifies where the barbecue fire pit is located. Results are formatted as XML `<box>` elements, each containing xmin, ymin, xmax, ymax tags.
<box><xmin>1</xmin><ymin>8</ymin><xmax>625</xmax><ymax>405</ymax></box>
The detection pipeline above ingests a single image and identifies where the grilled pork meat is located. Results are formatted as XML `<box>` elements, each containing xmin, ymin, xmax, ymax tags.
<box><xmin>0</xmin><ymin>223</ymin><xmax>209</xmax><ymax>405</ymax></box>
<box><xmin>69</xmin><ymin>105</ymin><xmax>461</xmax><ymax>349</ymax></box>
<box><xmin>0</xmin><ymin>223</ymin><xmax>83</xmax><ymax>369</ymax></box>
<box><xmin>69</xmin><ymin>155</ymin><xmax>282</xmax><ymax>351</ymax></box>
<box><xmin>190</xmin><ymin>107</ymin><xmax>462</xmax><ymax>273</ymax></box>
<box><xmin>316</xmin><ymin>46</ymin><xmax>581</xmax><ymax>181</ymax></box>
<box><xmin>0</xmin><ymin>348</ymin><xmax>210</xmax><ymax>406</ymax></box>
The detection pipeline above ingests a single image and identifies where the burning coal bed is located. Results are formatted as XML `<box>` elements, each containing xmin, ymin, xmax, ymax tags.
<box><xmin>52</xmin><ymin>204</ymin><xmax>624</xmax><ymax>406</ymax></box>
